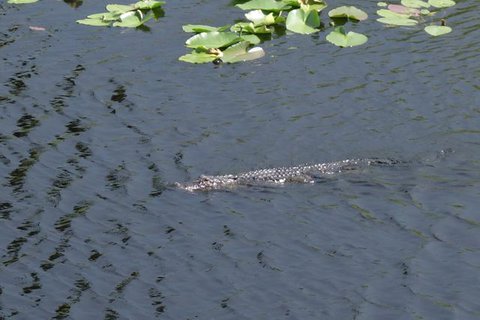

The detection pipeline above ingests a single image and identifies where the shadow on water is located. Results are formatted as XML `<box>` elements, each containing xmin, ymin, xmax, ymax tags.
<box><xmin>0</xmin><ymin>0</ymin><xmax>480</xmax><ymax>319</ymax></box>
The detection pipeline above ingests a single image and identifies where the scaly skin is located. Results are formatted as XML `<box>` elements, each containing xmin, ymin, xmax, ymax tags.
<box><xmin>176</xmin><ymin>158</ymin><xmax>403</xmax><ymax>192</ymax></box>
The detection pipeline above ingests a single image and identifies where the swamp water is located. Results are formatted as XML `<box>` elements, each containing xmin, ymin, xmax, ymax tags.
<box><xmin>1</xmin><ymin>1</ymin><xmax>479</xmax><ymax>319</ymax></box>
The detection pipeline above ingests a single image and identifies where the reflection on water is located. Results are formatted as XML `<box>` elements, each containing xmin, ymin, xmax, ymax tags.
<box><xmin>0</xmin><ymin>0</ymin><xmax>479</xmax><ymax>319</ymax></box>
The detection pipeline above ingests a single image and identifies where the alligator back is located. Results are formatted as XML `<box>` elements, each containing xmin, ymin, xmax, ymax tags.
<box><xmin>175</xmin><ymin>158</ymin><xmax>404</xmax><ymax>192</ymax></box>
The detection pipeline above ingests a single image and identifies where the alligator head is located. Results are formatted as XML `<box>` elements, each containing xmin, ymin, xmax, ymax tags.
<box><xmin>175</xmin><ymin>174</ymin><xmax>238</xmax><ymax>192</ymax></box>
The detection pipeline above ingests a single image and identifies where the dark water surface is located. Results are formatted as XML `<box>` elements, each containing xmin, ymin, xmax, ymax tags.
<box><xmin>1</xmin><ymin>0</ymin><xmax>480</xmax><ymax>319</ymax></box>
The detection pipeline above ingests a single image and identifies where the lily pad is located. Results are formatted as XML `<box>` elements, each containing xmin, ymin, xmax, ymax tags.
<box><xmin>377</xmin><ymin>9</ymin><xmax>413</xmax><ymax>18</ymax></box>
<box><xmin>424</xmin><ymin>25</ymin><xmax>452</xmax><ymax>36</ymax></box>
<box><xmin>328</xmin><ymin>6</ymin><xmax>368</xmax><ymax>21</ymax></box>
<box><xmin>388</xmin><ymin>4</ymin><xmax>420</xmax><ymax>16</ymax></box>
<box><xmin>182</xmin><ymin>25</ymin><xmax>230</xmax><ymax>33</ymax></box>
<box><xmin>326</xmin><ymin>26</ymin><xmax>368</xmax><ymax>47</ymax></box>
<box><xmin>78</xmin><ymin>1</ymin><xmax>164</xmax><ymax>28</ymax></box>
<box><xmin>245</xmin><ymin>10</ymin><xmax>276</xmax><ymax>26</ymax></box>
<box><xmin>377</xmin><ymin>17</ymin><xmax>418</xmax><ymax>26</ymax></box>
<box><xmin>240</xmin><ymin>34</ymin><xmax>262</xmax><ymax>45</ymax></box>
<box><xmin>185</xmin><ymin>32</ymin><xmax>242</xmax><ymax>49</ymax></box>
<box><xmin>8</xmin><ymin>0</ymin><xmax>38</xmax><ymax>3</ymax></box>
<box><xmin>222</xmin><ymin>41</ymin><xmax>265</xmax><ymax>63</ymax></box>
<box><xmin>178</xmin><ymin>51</ymin><xmax>217</xmax><ymax>64</ymax></box>
<box><xmin>377</xmin><ymin>2</ymin><xmax>388</xmax><ymax>7</ymax></box>
<box><xmin>428</xmin><ymin>0</ymin><xmax>455</xmax><ymax>8</ymax></box>
<box><xmin>236</xmin><ymin>0</ymin><xmax>291</xmax><ymax>12</ymax></box>
<box><xmin>286</xmin><ymin>8</ymin><xmax>320</xmax><ymax>34</ymax></box>
<box><xmin>401</xmin><ymin>0</ymin><xmax>430</xmax><ymax>8</ymax></box>
<box><xmin>76</xmin><ymin>18</ymin><xmax>112</xmax><ymax>26</ymax></box>
<box><xmin>231</xmin><ymin>22</ymin><xmax>272</xmax><ymax>34</ymax></box>
<box><xmin>112</xmin><ymin>11</ymin><xmax>150</xmax><ymax>28</ymax></box>
<box><xmin>106</xmin><ymin>4</ymin><xmax>135</xmax><ymax>13</ymax></box>
<box><xmin>134</xmin><ymin>0</ymin><xmax>165</xmax><ymax>9</ymax></box>
<box><xmin>298</xmin><ymin>0</ymin><xmax>328</xmax><ymax>11</ymax></box>
<box><xmin>377</xmin><ymin>9</ymin><xmax>418</xmax><ymax>25</ymax></box>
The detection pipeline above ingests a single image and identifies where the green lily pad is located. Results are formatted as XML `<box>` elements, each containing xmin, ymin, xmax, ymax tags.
<box><xmin>222</xmin><ymin>41</ymin><xmax>265</xmax><ymax>63</ymax></box>
<box><xmin>424</xmin><ymin>25</ymin><xmax>452</xmax><ymax>36</ymax></box>
<box><xmin>428</xmin><ymin>0</ymin><xmax>455</xmax><ymax>8</ymax></box>
<box><xmin>377</xmin><ymin>2</ymin><xmax>388</xmax><ymax>7</ymax></box>
<box><xmin>231</xmin><ymin>22</ymin><xmax>272</xmax><ymax>34</ymax></box>
<box><xmin>240</xmin><ymin>34</ymin><xmax>262</xmax><ymax>45</ymax></box>
<box><xmin>377</xmin><ymin>17</ymin><xmax>418</xmax><ymax>26</ymax></box>
<box><xmin>185</xmin><ymin>32</ymin><xmax>242</xmax><ymax>49</ymax></box>
<box><xmin>8</xmin><ymin>0</ymin><xmax>38</xmax><ymax>3</ymax></box>
<box><xmin>377</xmin><ymin>9</ymin><xmax>418</xmax><ymax>25</ymax></box>
<box><xmin>178</xmin><ymin>51</ymin><xmax>217</xmax><ymax>64</ymax></box>
<box><xmin>87</xmin><ymin>12</ymin><xmax>121</xmax><ymax>21</ymax></box>
<box><xmin>420</xmin><ymin>9</ymin><xmax>431</xmax><ymax>14</ymax></box>
<box><xmin>299</xmin><ymin>0</ymin><xmax>328</xmax><ymax>11</ymax></box>
<box><xmin>112</xmin><ymin>10</ymin><xmax>150</xmax><ymax>28</ymax></box>
<box><xmin>286</xmin><ymin>8</ymin><xmax>320</xmax><ymax>34</ymax></box>
<box><xmin>245</xmin><ymin>10</ymin><xmax>276</xmax><ymax>26</ymax></box>
<box><xmin>326</xmin><ymin>26</ymin><xmax>368</xmax><ymax>47</ymax></box>
<box><xmin>182</xmin><ymin>25</ymin><xmax>230</xmax><ymax>33</ymax></box>
<box><xmin>377</xmin><ymin>9</ymin><xmax>412</xmax><ymax>18</ymax></box>
<box><xmin>77</xmin><ymin>18</ymin><xmax>112</xmax><ymax>26</ymax></box>
<box><xmin>401</xmin><ymin>0</ymin><xmax>430</xmax><ymax>8</ymax></box>
<box><xmin>106</xmin><ymin>4</ymin><xmax>135</xmax><ymax>13</ymax></box>
<box><xmin>134</xmin><ymin>0</ymin><xmax>165</xmax><ymax>9</ymax></box>
<box><xmin>328</xmin><ymin>6</ymin><xmax>368</xmax><ymax>21</ymax></box>
<box><xmin>79</xmin><ymin>1</ymin><xmax>164</xmax><ymax>28</ymax></box>
<box><xmin>236</xmin><ymin>0</ymin><xmax>291</xmax><ymax>12</ymax></box>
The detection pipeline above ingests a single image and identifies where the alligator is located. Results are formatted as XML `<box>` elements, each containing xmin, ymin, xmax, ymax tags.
<box><xmin>175</xmin><ymin>158</ymin><xmax>405</xmax><ymax>192</ymax></box>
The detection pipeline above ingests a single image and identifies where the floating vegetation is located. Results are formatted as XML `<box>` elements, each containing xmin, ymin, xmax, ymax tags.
<box><xmin>7</xmin><ymin>0</ymin><xmax>38</xmax><ymax>3</ymax></box>
<box><xmin>9</xmin><ymin>0</ymin><xmax>458</xmax><ymax>64</ymax></box>
<box><xmin>377</xmin><ymin>0</ymin><xmax>455</xmax><ymax>36</ymax></box>
<box><xmin>180</xmin><ymin>0</ymin><xmax>371</xmax><ymax>64</ymax></box>
<box><xmin>326</xmin><ymin>26</ymin><xmax>368</xmax><ymax>47</ymax></box>
<box><xmin>328</xmin><ymin>6</ymin><xmax>368</xmax><ymax>21</ymax></box>
<box><xmin>424</xmin><ymin>24</ymin><xmax>452</xmax><ymax>36</ymax></box>
<box><xmin>76</xmin><ymin>0</ymin><xmax>164</xmax><ymax>28</ymax></box>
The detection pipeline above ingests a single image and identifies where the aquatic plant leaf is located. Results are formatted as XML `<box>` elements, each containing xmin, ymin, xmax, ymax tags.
<box><xmin>236</xmin><ymin>0</ymin><xmax>291</xmax><ymax>12</ymax></box>
<box><xmin>300</xmin><ymin>0</ymin><xmax>328</xmax><ymax>11</ymax></box>
<box><xmin>388</xmin><ymin>4</ymin><xmax>420</xmax><ymax>16</ymax></box>
<box><xmin>134</xmin><ymin>0</ymin><xmax>165</xmax><ymax>9</ymax></box>
<box><xmin>420</xmin><ymin>9</ymin><xmax>431</xmax><ymax>14</ymax></box>
<box><xmin>182</xmin><ymin>25</ymin><xmax>230</xmax><ymax>33</ymax></box>
<box><xmin>328</xmin><ymin>6</ymin><xmax>368</xmax><ymax>21</ymax></box>
<box><xmin>240</xmin><ymin>34</ymin><xmax>262</xmax><ymax>44</ymax></box>
<box><xmin>112</xmin><ymin>11</ymin><xmax>144</xmax><ymax>27</ymax></box>
<box><xmin>424</xmin><ymin>25</ymin><xmax>452</xmax><ymax>36</ymax></box>
<box><xmin>401</xmin><ymin>0</ymin><xmax>430</xmax><ymax>8</ymax></box>
<box><xmin>377</xmin><ymin>17</ymin><xmax>418</xmax><ymax>26</ymax></box>
<box><xmin>286</xmin><ymin>8</ymin><xmax>320</xmax><ymax>34</ymax></box>
<box><xmin>77</xmin><ymin>18</ymin><xmax>112</xmax><ymax>26</ymax></box>
<box><xmin>222</xmin><ymin>41</ymin><xmax>265</xmax><ymax>63</ymax></box>
<box><xmin>377</xmin><ymin>2</ymin><xmax>388</xmax><ymax>7</ymax></box>
<box><xmin>87</xmin><ymin>12</ymin><xmax>121</xmax><ymax>21</ymax></box>
<box><xmin>186</xmin><ymin>32</ymin><xmax>242</xmax><ymax>49</ymax></box>
<box><xmin>326</xmin><ymin>26</ymin><xmax>368</xmax><ymax>47</ymax></box>
<box><xmin>178</xmin><ymin>51</ymin><xmax>217</xmax><ymax>64</ymax></box>
<box><xmin>231</xmin><ymin>22</ymin><xmax>272</xmax><ymax>34</ymax></box>
<box><xmin>428</xmin><ymin>0</ymin><xmax>455</xmax><ymax>7</ymax></box>
<box><xmin>106</xmin><ymin>4</ymin><xmax>135</xmax><ymax>13</ymax></box>
<box><xmin>8</xmin><ymin>0</ymin><xmax>38</xmax><ymax>3</ymax></box>
<box><xmin>245</xmin><ymin>10</ymin><xmax>276</xmax><ymax>26</ymax></box>
<box><xmin>377</xmin><ymin>8</ymin><xmax>412</xmax><ymax>18</ymax></box>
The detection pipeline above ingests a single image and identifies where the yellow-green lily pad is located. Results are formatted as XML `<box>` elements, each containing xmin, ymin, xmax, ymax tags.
<box><xmin>424</xmin><ymin>25</ymin><xmax>452</xmax><ymax>36</ymax></box>
<box><xmin>326</xmin><ymin>26</ymin><xmax>368</xmax><ymax>47</ymax></box>
<box><xmin>328</xmin><ymin>6</ymin><xmax>368</xmax><ymax>21</ymax></box>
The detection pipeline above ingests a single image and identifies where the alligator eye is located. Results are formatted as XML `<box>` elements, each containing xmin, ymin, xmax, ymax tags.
<box><xmin>212</xmin><ymin>58</ymin><xmax>223</xmax><ymax>65</ymax></box>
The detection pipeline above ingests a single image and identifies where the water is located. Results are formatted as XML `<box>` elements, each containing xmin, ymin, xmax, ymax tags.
<box><xmin>1</xmin><ymin>0</ymin><xmax>479</xmax><ymax>319</ymax></box>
